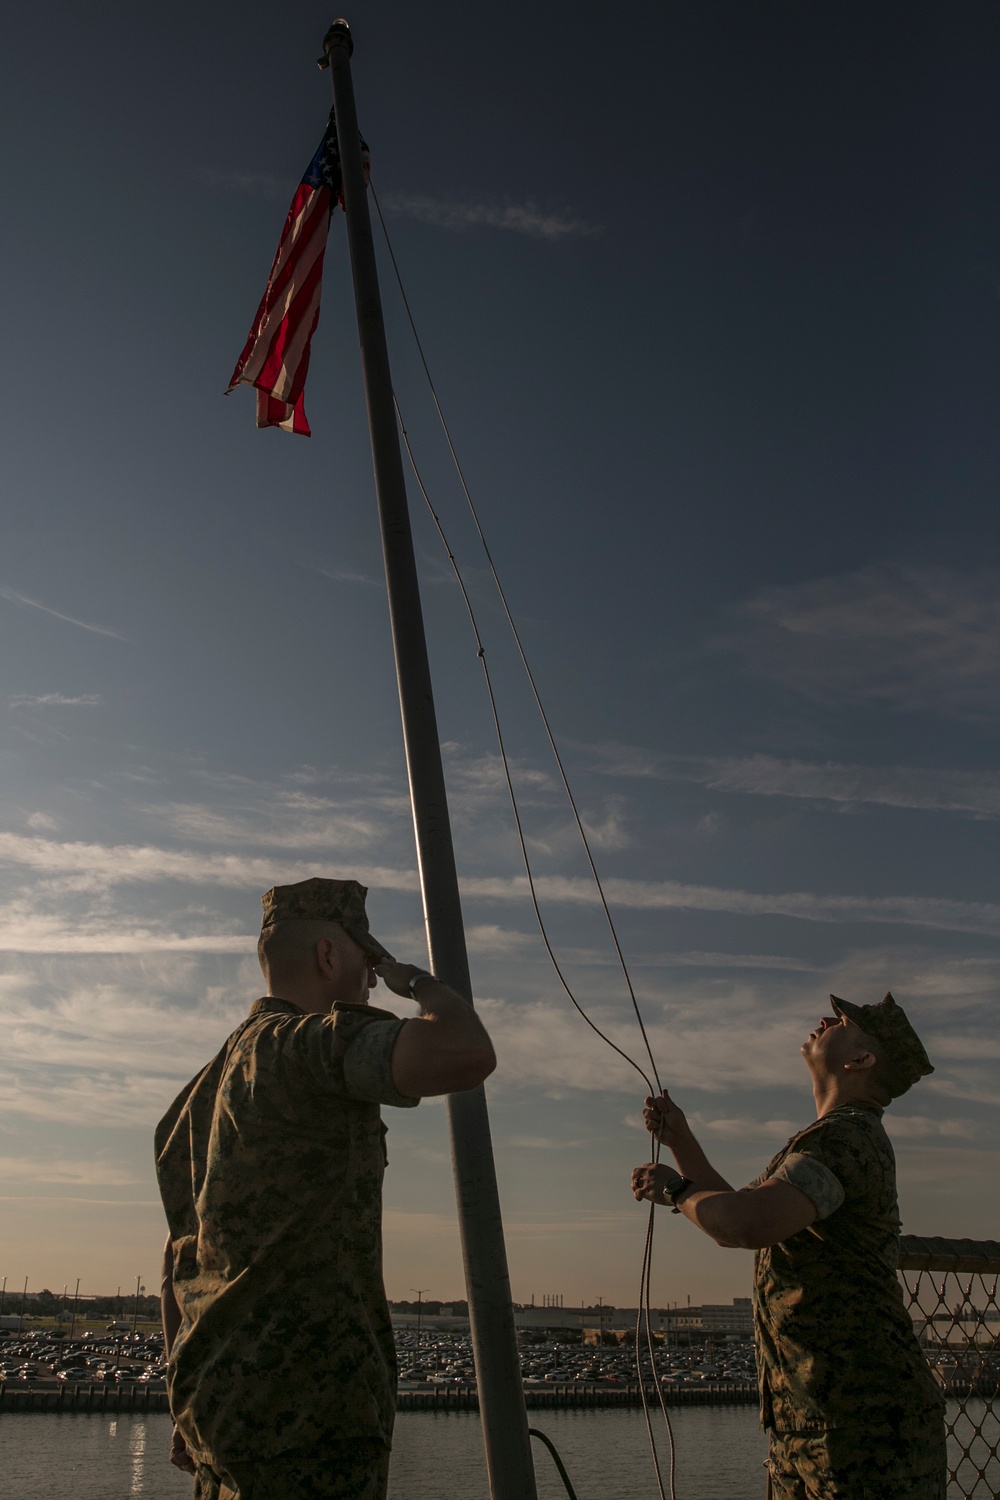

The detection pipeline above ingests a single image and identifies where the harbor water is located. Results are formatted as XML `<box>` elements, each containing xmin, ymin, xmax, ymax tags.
<box><xmin>0</xmin><ymin>1407</ymin><xmax>766</xmax><ymax>1499</ymax></box>
<box><xmin>0</xmin><ymin>1404</ymin><xmax>994</xmax><ymax>1499</ymax></box>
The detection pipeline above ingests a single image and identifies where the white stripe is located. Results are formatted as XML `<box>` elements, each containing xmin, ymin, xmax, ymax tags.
<box><xmin>240</xmin><ymin>217</ymin><xmax>329</xmax><ymax>385</ymax></box>
<box><xmin>267</xmin><ymin>283</ymin><xmax>322</xmax><ymax>402</ymax></box>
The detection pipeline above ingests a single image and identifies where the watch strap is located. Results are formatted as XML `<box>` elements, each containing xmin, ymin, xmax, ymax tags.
<box><xmin>667</xmin><ymin>1176</ymin><xmax>695</xmax><ymax>1213</ymax></box>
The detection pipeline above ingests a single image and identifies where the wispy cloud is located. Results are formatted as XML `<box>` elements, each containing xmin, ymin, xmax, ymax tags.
<box><xmin>199</xmin><ymin>167</ymin><xmax>290</xmax><ymax>200</ymax></box>
<box><xmin>0</xmin><ymin>588</ymin><xmax>125</xmax><ymax>641</ymax></box>
<box><xmin>883</xmin><ymin>1115</ymin><xmax>979</xmax><ymax>1141</ymax></box>
<box><xmin>720</xmin><ymin>564</ymin><xmax>1000</xmax><ymax>717</ymax></box>
<box><xmin>379</xmin><ymin>192</ymin><xmax>600</xmax><ymax>240</ymax></box>
<box><xmin>693</xmin><ymin>1115</ymin><xmax>803</xmax><ymax>1142</ymax></box>
<box><xmin>0</xmin><ymin>831</ymin><xmax>997</xmax><ymax>938</ymax></box>
<box><xmin>316</xmin><ymin>565</ymin><xmax>382</xmax><ymax>586</ymax></box>
<box><xmin>10</xmin><ymin>693</ymin><xmax>104</xmax><ymax>708</ymax></box>
<box><xmin>589</xmin><ymin>744</ymin><xmax>1000</xmax><ymax>819</ymax></box>
<box><xmin>0</xmin><ymin>1156</ymin><xmax>139</xmax><ymax>1185</ymax></box>
<box><xmin>0</xmin><ymin>961</ymin><xmax>253</xmax><ymax>1126</ymax></box>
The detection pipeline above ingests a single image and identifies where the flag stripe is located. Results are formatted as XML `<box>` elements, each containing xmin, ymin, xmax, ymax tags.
<box><xmin>227</xmin><ymin>111</ymin><xmax>360</xmax><ymax>437</ymax></box>
<box><xmin>242</xmin><ymin>229</ymin><xmax>329</xmax><ymax>395</ymax></box>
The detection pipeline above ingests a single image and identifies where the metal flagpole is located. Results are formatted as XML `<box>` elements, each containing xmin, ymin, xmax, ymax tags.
<box><xmin>320</xmin><ymin>20</ymin><xmax>538</xmax><ymax>1500</ymax></box>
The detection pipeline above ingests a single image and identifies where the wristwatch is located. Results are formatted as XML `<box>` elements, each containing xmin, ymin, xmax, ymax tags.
<box><xmin>664</xmin><ymin>1175</ymin><xmax>695</xmax><ymax>1213</ymax></box>
<box><xmin>406</xmin><ymin>969</ymin><xmax>434</xmax><ymax>998</ymax></box>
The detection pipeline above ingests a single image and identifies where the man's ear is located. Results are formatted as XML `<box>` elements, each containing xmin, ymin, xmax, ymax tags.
<box><xmin>844</xmin><ymin>1049</ymin><xmax>877</xmax><ymax>1074</ymax></box>
<box><xmin>315</xmin><ymin>937</ymin><xmax>337</xmax><ymax>978</ymax></box>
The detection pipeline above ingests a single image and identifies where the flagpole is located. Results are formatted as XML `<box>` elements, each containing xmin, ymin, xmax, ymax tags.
<box><xmin>320</xmin><ymin>20</ymin><xmax>537</xmax><ymax>1500</ymax></box>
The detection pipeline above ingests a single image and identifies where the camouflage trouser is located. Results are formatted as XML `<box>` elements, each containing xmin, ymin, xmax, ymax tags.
<box><xmin>193</xmin><ymin>1438</ymin><xmax>390</xmax><ymax>1500</ymax></box>
<box><xmin>766</xmin><ymin>1410</ymin><xmax>947</xmax><ymax>1500</ymax></box>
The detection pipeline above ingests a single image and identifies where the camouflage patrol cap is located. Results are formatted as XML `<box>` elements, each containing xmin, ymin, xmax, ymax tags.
<box><xmin>830</xmin><ymin>991</ymin><xmax>933</xmax><ymax>1097</ymax></box>
<box><xmin>260</xmin><ymin>876</ymin><xmax>394</xmax><ymax>962</ymax></box>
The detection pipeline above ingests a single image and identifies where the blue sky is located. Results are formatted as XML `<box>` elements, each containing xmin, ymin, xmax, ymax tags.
<box><xmin>1</xmin><ymin>1</ymin><xmax>997</xmax><ymax>1306</ymax></box>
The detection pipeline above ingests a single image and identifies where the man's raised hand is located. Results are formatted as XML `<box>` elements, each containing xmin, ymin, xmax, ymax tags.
<box><xmin>374</xmin><ymin>961</ymin><xmax>431</xmax><ymax>999</ymax></box>
<box><xmin>643</xmin><ymin>1089</ymin><xmax>691</xmax><ymax>1149</ymax></box>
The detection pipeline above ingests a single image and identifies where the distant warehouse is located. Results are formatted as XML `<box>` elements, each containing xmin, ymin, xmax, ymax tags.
<box><xmin>388</xmin><ymin>1297</ymin><xmax>753</xmax><ymax>1340</ymax></box>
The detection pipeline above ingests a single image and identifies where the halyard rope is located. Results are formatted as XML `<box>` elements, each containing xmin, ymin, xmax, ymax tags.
<box><xmin>370</xmin><ymin>179</ymin><xmax>679</xmax><ymax>1500</ymax></box>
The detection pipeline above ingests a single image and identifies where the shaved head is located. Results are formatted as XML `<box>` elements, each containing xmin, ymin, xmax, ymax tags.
<box><xmin>258</xmin><ymin>919</ymin><xmax>360</xmax><ymax>985</ymax></box>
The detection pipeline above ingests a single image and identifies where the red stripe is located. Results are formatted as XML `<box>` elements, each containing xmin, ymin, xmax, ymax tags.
<box><xmin>228</xmin><ymin>174</ymin><xmax>337</xmax><ymax>435</ymax></box>
<box><xmin>254</xmin><ymin>254</ymin><xmax>326</xmax><ymax>401</ymax></box>
<box><xmin>227</xmin><ymin>184</ymin><xmax>331</xmax><ymax>396</ymax></box>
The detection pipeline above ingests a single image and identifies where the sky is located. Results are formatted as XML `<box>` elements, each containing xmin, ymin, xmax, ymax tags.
<box><xmin>0</xmin><ymin>1</ymin><xmax>997</xmax><ymax>1310</ymax></box>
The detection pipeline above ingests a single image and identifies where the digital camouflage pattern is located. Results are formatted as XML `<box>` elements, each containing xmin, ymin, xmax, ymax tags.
<box><xmin>194</xmin><ymin>1436</ymin><xmax>391</xmax><ymax>1500</ymax></box>
<box><xmin>154</xmin><ymin>997</ymin><xmax>418</xmax><ymax>1466</ymax></box>
<box><xmin>767</xmin><ymin>1409</ymin><xmax>947</xmax><ymax>1499</ymax></box>
<box><xmin>260</xmin><ymin>877</ymin><xmax>394</xmax><ymax>963</ymax></box>
<box><xmin>751</xmin><ymin>1103</ymin><xmax>944</xmax><ymax>1437</ymax></box>
<box><xmin>829</xmin><ymin>992</ymin><xmax>934</xmax><ymax>1099</ymax></box>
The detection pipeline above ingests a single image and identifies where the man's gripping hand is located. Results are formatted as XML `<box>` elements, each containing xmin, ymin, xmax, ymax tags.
<box><xmin>375</xmin><ymin>961</ymin><xmax>432</xmax><ymax>999</ymax></box>
<box><xmin>643</xmin><ymin>1089</ymin><xmax>693</xmax><ymax>1149</ymax></box>
<box><xmin>169</xmin><ymin>1424</ymin><xmax>196</xmax><ymax>1474</ymax></box>
<box><xmin>632</xmin><ymin>1162</ymin><xmax>688</xmax><ymax>1207</ymax></box>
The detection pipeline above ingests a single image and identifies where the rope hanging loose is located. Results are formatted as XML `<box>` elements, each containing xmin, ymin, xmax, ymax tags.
<box><xmin>370</xmin><ymin>179</ymin><xmax>679</xmax><ymax>1500</ymax></box>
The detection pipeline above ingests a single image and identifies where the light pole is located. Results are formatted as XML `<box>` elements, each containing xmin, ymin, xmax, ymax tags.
<box><xmin>69</xmin><ymin>1279</ymin><xmax>80</xmax><ymax>1341</ymax></box>
<box><xmin>131</xmin><ymin>1275</ymin><xmax>144</xmax><ymax>1338</ymax></box>
<box><xmin>411</xmin><ymin>1288</ymin><xmax>429</xmax><ymax>1353</ymax></box>
<box><xmin>17</xmin><ymin>1277</ymin><xmax>28</xmax><ymax>1337</ymax></box>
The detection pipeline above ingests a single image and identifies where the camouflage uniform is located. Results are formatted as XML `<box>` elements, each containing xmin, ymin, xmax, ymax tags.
<box><xmin>193</xmin><ymin>1437</ymin><xmax>390</xmax><ymax>1500</ymax></box>
<box><xmin>753</xmin><ymin>995</ymin><xmax>946</xmax><ymax>1499</ymax></box>
<box><xmin>155</xmin><ymin>878</ymin><xmax>416</xmax><ymax>1500</ymax></box>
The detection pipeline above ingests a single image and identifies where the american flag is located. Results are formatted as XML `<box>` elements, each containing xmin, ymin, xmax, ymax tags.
<box><xmin>227</xmin><ymin>113</ymin><xmax>367</xmax><ymax>436</ymax></box>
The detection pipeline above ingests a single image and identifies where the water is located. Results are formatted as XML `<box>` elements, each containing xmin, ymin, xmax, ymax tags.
<box><xmin>0</xmin><ymin>1403</ymin><xmax>993</xmax><ymax>1499</ymax></box>
<box><xmin>0</xmin><ymin>1408</ymin><xmax>766</xmax><ymax>1499</ymax></box>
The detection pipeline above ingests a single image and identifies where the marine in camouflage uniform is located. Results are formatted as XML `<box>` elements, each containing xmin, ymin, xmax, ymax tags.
<box><xmin>155</xmin><ymin>877</ymin><xmax>495</xmax><ymax>1500</ymax></box>
<box><xmin>633</xmin><ymin>992</ymin><xmax>946</xmax><ymax>1500</ymax></box>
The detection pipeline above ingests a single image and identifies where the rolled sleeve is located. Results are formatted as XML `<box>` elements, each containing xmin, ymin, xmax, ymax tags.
<box><xmin>342</xmin><ymin>1017</ymin><xmax>419</xmax><ymax>1109</ymax></box>
<box><xmin>771</xmin><ymin>1152</ymin><xmax>845</xmax><ymax>1219</ymax></box>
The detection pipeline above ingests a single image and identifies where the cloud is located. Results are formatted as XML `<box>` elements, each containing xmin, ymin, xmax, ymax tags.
<box><xmin>883</xmin><ymin>1116</ymin><xmax>979</xmax><ymax>1141</ymax></box>
<box><xmin>720</xmin><ymin>564</ymin><xmax>1000</xmax><ymax>717</ymax></box>
<box><xmin>0</xmin><ymin>588</ymin><xmax>126</xmax><ymax>641</ymax></box>
<box><xmin>0</xmin><ymin>962</ymin><xmax>252</xmax><ymax>1127</ymax></box>
<box><xmin>503</xmin><ymin>1135</ymin><xmax>591</xmax><ymax>1150</ymax></box>
<box><xmin>10</xmin><ymin>694</ymin><xmax>104</xmax><ymax>708</ymax></box>
<box><xmin>589</xmin><ymin>744</ymin><xmax>1000</xmax><ymax>819</ymax></box>
<box><xmin>692</xmin><ymin>1115</ymin><xmax>802</xmax><ymax>1142</ymax></box>
<box><xmin>478</xmin><ymin>991</ymin><xmax>808</xmax><ymax>1096</ymax></box>
<box><xmin>26</xmin><ymin>812</ymin><xmax>58</xmax><ymax>832</ymax></box>
<box><xmin>148</xmin><ymin>793</ymin><xmax>391</xmax><ymax>853</ymax></box>
<box><xmin>0</xmin><ymin>1156</ymin><xmax>139</xmax><ymax>1185</ymax></box>
<box><xmin>199</xmin><ymin>167</ymin><xmax>290</xmax><ymax>199</ymax></box>
<box><xmin>316</xmin><ymin>565</ymin><xmax>381</xmax><ymax>586</ymax></box>
<box><xmin>0</xmin><ymin>832</ymin><xmax>997</xmax><ymax>941</ymax></box>
<box><xmin>378</xmin><ymin>192</ymin><xmax>600</xmax><ymax>240</ymax></box>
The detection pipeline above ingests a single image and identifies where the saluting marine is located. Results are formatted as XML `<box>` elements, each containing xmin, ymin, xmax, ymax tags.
<box><xmin>632</xmin><ymin>993</ymin><xmax>946</xmax><ymax>1500</ymax></box>
<box><xmin>155</xmin><ymin>876</ymin><xmax>496</xmax><ymax>1500</ymax></box>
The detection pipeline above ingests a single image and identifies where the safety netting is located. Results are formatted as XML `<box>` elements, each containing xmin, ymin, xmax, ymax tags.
<box><xmin>898</xmin><ymin>1236</ymin><xmax>1000</xmax><ymax>1498</ymax></box>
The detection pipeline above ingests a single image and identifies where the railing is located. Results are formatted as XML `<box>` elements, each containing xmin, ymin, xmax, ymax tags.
<box><xmin>899</xmin><ymin>1235</ymin><xmax>1000</xmax><ymax>1499</ymax></box>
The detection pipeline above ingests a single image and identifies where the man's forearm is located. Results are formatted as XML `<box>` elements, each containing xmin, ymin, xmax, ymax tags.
<box><xmin>677</xmin><ymin>1189</ymin><xmax>753</xmax><ymax>1247</ymax></box>
<box><xmin>676</xmin><ymin>1177</ymin><xmax>817</xmax><ymax>1250</ymax></box>
<box><xmin>390</xmin><ymin>976</ymin><xmax>497</xmax><ymax>1096</ymax></box>
<box><xmin>668</xmin><ymin>1135</ymin><xmax>734</xmax><ymax>1193</ymax></box>
<box><xmin>414</xmin><ymin>978</ymin><xmax>496</xmax><ymax>1063</ymax></box>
